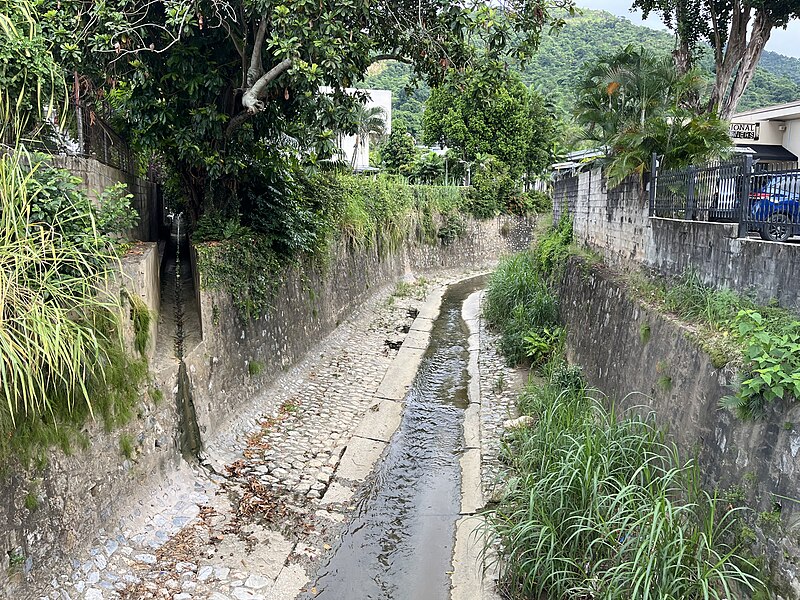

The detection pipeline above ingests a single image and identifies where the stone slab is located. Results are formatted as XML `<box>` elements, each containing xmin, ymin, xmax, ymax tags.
<box><xmin>320</xmin><ymin>482</ymin><xmax>354</xmax><ymax>506</ymax></box>
<box><xmin>463</xmin><ymin>404</ymin><xmax>481</xmax><ymax>450</ymax></box>
<box><xmin>354</xmin><ymin>399</ymin><xmax>404</xmax><ymax>443</ymax></box>
<box><xmin>266</xmin><ymin>564</ymin><xmax>308</xmax><ymax>600</ymax></box>
<box><xmin>401</xmin><ymin>327</ymin><xmax>431</xmax><ymax>350</ymax></box>
<box><xmin>416</xmin><ymin>288</ymin><xmax>445</xmax><ymax>320</ymax></box>
<box><xmin>375</xmin><ymin>346</ymin><xmax>426</xmax><ymax>401</ymax></box>
<box><xmin>460</xmin><ymin>448</ymin><xmax>483</xmax><ymax>515</ymax></box>
<box><xmin>336</xmin><ymin>437</ymin><xmax>387</xmax><ymax>482</ymax></box>
<box><xmin>451</xmin><ymin>516</ymin><xmax>487</xmax><ymax>600</ymax></box>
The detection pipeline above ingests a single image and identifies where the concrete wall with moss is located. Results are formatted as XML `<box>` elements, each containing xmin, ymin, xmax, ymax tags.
<box><xmin>184</xmin><ymin>215</ymin><xmax>535</xmax><ymax>439</ymax></box>
<box><xmin>559</xmin><ymin>257</ymin><xmax>800</xmax><ymax>598</ymax></box>
<box><xmin>553</xmin><ymin>168</ymin><xmax>800</xmax><ymax>310</ymax></box>
<box><xmin>0</xmin><ymin>242</ymin><xmax>177</xmax><ymax>595</ymax></box>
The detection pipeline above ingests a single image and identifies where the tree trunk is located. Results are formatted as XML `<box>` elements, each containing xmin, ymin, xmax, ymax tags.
<box><xmin>707</xmin><ymin>0</ymin><xmax>750</xmax><ymax>113</ymax></box>
<box><xmin>719</xmin><ymin>10</ymin><xmax>774</xmax><ymax>120</ymax></box>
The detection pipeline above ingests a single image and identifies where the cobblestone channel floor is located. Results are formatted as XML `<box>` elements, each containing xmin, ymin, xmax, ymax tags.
<box><xmin>31</xmin><ymin>267</ymin><xmax>505</xmax><ymax>600</ymax></box>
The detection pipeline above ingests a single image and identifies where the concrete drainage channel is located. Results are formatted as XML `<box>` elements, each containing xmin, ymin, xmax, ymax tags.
<box><xmin>299</xmin><ymin>274</ymin><xmax>496</xmax><ymax>599</ymax></box>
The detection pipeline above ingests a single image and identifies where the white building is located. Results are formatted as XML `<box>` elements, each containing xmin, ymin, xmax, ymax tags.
<box><xmin>320</xmin><ymin>88</ymin><xmax>392</xmax><ymax>170</ymax></box>
<box><xmin>730</xmin><ymin>100</ymin><xmax>800</xmax><ymax>165</ymax></box>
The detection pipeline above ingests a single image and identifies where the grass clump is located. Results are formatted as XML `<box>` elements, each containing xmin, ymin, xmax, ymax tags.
<box><xmin>483</xmin><ymin>251</ymin><xmax>559</xmax><ymax>366</ymax></box>
<box><xmin>630</xmin><ymin>270</ymin><xmax>800</xmax><ymax>419</ymax></box>
<box><xmin>487</xmin><ymin>371</ymin><xmax>767</xmax><ymax>600</ymax></box>
<box><xmin>248</xmin><ymin>360</ymin><xmax>265</xmax><ymax>377</ymax></box>
<box><xmin>119</xmin><ymin>434</ymin><xmax>135</xmax><ymax>460</ymax></box>
<box><xmin>127</xmin><ymin>292</ymin><xmax>152</xmax><ymax>357</ymax></box>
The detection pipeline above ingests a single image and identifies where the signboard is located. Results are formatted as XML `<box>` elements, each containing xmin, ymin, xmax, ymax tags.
<box><xmin>730</xmin><ymin>122</ymin><xmax>760</xmax><ymax>141</ymax></box>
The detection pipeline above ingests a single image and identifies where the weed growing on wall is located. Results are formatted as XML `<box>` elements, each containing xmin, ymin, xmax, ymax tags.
<box><xmin>629</xmin><ymin>270</ymin><xmax>800</xmax><ymax>418</ymax></box>
<box><xmin>487</xmin><ymin>372</ymin><xmax>767</xmax><ymax>599</ymax></box>
<box><xmin>195</xmin><ymin>174</ymin><xmax>471</xmax><ymax>320</ymax></box>
<box><xmin>0</xmin><ymin>144</ymin><xmax>148</xmax><ymax>465</ymax></box>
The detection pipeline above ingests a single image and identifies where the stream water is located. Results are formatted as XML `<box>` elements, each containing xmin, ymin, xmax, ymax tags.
<box><xmin>310</xmin><ymin>275</ymin><xmax>486</xmax><ymax>600</ymax></box>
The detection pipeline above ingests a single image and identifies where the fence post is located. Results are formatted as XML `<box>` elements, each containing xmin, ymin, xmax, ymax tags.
<box><xmin>649</xmin><ymin>152</ymin><xmax>657</xmax><ymax>217</ymax></box>
<box><xmin>686</xmin><ymin>166</ymin><xmax>696</xmax><ymax>220</ymax></box>
<box><xmin>738</xmin><ymin>154</ymin><xmax>753</xmax><ymax>238</ymax></box>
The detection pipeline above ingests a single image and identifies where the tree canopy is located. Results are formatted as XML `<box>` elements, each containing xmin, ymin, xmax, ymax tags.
<box><xmin>575</xmin><ymin>45</ymin><xmax>731</xmax><ymax>184</ymax></box>
<box><xmin>27</xmin><ymin>0</ymin><xmax>575</xmax><ymax>222</ymax></box>
<box><xmin>422</xmin><ymin>65</ymin><xmax>558</xmax><ymax>179</ymax></box>
<box><xmin>631</xmin><ymin>0</ymin><xmax>800</xmax><ymax>118</ymax></box>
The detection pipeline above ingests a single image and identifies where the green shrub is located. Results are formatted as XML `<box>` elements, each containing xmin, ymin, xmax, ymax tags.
<box><xmin>489</xmin><ymin>378</ymin><xmax>766</xmax><ymax>600</ymax></box>
<box><xmin>533</xmin><ymin>212</ymin><xmax>574</xmax><ymax>281</ymax></box>
<box><xmin>722</xmin><ymin>310</ymin><xmax>800</xmax><ymax>418</ymax></box>
<box><xmin>484</xmin><ymin>252</ymin><xmax>559</xmax><ymax>366</ymax></box>
<box><xmin>523</xmin><ymin>326</ymin><xmax>563</xmax><ymax>367</ymax></box>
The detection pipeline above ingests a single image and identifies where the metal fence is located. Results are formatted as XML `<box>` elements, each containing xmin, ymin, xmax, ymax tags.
<box><xmin>26</xmin><ymin>105</ymin><xmax>135</xmax><ymax>173</ymax></box>
<box><xmin>650</xmin><ymin>154</ymin><xmax>800</xmax><ymax>242</ymax></box>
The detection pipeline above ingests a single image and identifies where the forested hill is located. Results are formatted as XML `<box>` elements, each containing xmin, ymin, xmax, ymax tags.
<box><xmin>362</xmin><ymin>8</ymin><xmax>800</xmax><ymax>136</ymax></box>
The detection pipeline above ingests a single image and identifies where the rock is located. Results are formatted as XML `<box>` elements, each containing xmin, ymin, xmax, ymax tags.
<box><xmin>84</xmin><ymin>590</ymin><xmax>103</xmax><ymax>600</ymax></box>
<box><xmin>104</xmin><ymin>540</ymin><xmax>118</xmax><ymax>557</ymax></box>
<box><xmin>244</xmin><ymin>574</ymin><xmax>271</xmax><ymax>589</ymax></box>
<box><xmin>135</xmin><ymin>553</ymin><xmax>157</xmax><ymax>565</ymax></box>
<box><xmin>86</xmin><ymin>571</ymin><xmax>100</xmax><ymax>585</ymax></box>
<box><xmin>197</xmin><ymin>565</ymin><xmax>214</xmax><ymax>581</ymax></box>
<box><xmin>502</xmin><ymin>415</ymin><xmax>535</xmax><ymax>430</ymax></box>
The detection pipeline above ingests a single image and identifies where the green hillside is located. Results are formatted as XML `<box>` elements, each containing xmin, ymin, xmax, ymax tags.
<box><xmin>362</xmin><ymin>8</ymin><xmax>800</xmax><ymax>134</ymax></box>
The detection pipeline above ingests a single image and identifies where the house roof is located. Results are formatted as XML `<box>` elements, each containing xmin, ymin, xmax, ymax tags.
<box><xmin>733</xmin><ymin>100</ymin><xmax>800</xmax><ymax>122</ymax></box>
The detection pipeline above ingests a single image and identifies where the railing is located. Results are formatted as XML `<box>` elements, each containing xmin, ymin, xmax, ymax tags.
<box><xmin>27</xmin><ymin>105</ymin><xmax>135</xmax><ymax>173</ymax></box>
<box><xmin>650</xmin><ymin>154</ymin><xmax>800</xmax><ymax>241</ymax></box>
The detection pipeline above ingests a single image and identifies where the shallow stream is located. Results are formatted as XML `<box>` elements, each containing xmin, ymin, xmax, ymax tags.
<box><xmin>310</xmin><ymin>276</ymin><xmax>486</xmax><ymax>600</ymax></box>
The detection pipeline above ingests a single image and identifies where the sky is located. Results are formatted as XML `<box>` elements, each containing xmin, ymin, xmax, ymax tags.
<box><xmin>577</xmin><ymin>0</ymin><xmax>800</xmax><ymax>58</ymax></box>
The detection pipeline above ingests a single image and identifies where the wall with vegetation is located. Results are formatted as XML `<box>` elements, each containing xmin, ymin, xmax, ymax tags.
<box><xmin>554</xmin><ymin>168</ymin><xmax>800</xmax><ymax>310</ymax></box>
<box><xmin>184</xmin><ymin>216</ymin><xmax>533</xmax><ymax>439</ymax></box>
<box><xmin>52</xmin><ymin>155</ymin><xmax>160</xmax><ymax>243</ymax></box>
<box><xmin>559</xmin><ymin>257</ymin><xmax>800</xmax><ymax>598</ymax></box>
<box><xmin>0</xmin><ymin>243</ymin><xmax>178</xmax><ymax>594</ymax></box>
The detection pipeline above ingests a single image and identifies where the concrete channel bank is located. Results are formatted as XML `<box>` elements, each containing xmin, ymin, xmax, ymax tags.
<box><xmin>19</xmin><ymin>216</ymin><xmax>534</xmax><ymax>599</ymax></box>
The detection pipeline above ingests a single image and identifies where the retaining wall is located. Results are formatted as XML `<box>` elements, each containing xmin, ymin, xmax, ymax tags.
<box><xmin>559</xmin><ymin>257</ymin><xmax>800</xmax><ymax>598</ymax></box>
<box><xmin>51</xmin><ymin>155</ymin><xmax>161</xmax><ymax>243</ymax></box>
<box><xmin>553</xmin><ymin>168</ymin><xmax>800</xmax><ymax>309</ymax></box>
<box><xmin>0</xmin><ymin>243</ymin><xmax>178</xmax><ymax>595</ymax></box>
<box><xmin>184</xmin><ymin>216</ymin><xmax>533</xmax><ymax>438</ymax></box>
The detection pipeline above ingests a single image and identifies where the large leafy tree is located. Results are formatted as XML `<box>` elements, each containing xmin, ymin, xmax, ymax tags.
<box><xmin>631</xmin><ymin>0</ymin><xmax>800</xmax><ymax>118</ymax></box>
<box><xmin>32</xmin><ymin>0</ymin><xmax>575</xmax><ymax>221</ymax></box>
<box><xmin>575</xmin><ymin>45</ymin><xmax>731</xmax><ymax>184</ymax></box>
<box><xmin>422</xmin><ymin>64</ymin><xmax>558</xmax><ymax>180</ymax></box>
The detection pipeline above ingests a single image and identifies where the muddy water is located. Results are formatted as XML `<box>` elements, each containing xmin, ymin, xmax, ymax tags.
<box><xmin>311</xmin><ymin>276</ymin><xmax>486</xmax><ymax>600</ymax></box>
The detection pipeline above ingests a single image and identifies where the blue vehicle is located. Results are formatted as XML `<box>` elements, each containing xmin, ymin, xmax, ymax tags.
<box><xmin>749</xmin><ymin>173</ymin><xmax>800</xmax><ymax>242</ymax></box>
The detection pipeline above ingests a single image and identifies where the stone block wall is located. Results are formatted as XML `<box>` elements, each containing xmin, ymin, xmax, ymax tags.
<box><xmin>559</xmin><ymin>258</ymin><xmax>800</xmax><ymax>598</ymax></box>
<box><xmin>0</xmin><ymin>243</ymin><xmax>178</xmax><ymax>595</ymax></box>
<box><xmin>51</xmin><ymin>155</ymin><xmax>160</xmax><ymax>242</ymax></box>
<box><xmin>553</xmin><ymin>167</ymin><xmax>800</xmax><ymax>309</ymax></box>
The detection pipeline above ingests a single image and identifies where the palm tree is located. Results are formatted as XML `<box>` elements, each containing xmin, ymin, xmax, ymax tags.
<box><xmin>574</xmin><ymin>45</ymin><xmax>729</xmax><ymax>185</ymax></box>
<box><xmin>351</xmin><ymin>104</ymin><xmax>386</xmax><ymax>169</ymax></box>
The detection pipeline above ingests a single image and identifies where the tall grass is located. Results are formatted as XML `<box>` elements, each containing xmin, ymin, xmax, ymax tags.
<box><xmin>487</xmin><ymin>375</ymin><xmax>766</xmax><ymax>599</ymax></box>
<box><xmin>0</xmin><ymin>148</ymin><xmax>121</xmax><ymax>422</ymax></box>
<box><xmin>484</xmin><ymin>250</ymin><xmax>559</xmax><ymax>366</ymax></box>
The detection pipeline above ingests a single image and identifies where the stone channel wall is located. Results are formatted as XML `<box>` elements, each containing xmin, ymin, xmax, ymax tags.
<box><xmin>185</xmin><ymin>216</ymin><xmax>533</xmax><ymax>439</ymax></box>
<box><xmin>559</xmin><ymin>257</ymin><xmax>800</xmax><ymax>598</ymax></box>
<box><xmin>553</xmin><ymin>167</ymin><xmax>800</xmax><ymax>309</ymax></box>
<box><xmin>1</xmin><ymin>216</ymin><xmax>531</xmax><ymax>595</ymax></box>
<box><xmin>0</xmin><ymin>243</ymin><xmax>180</xmax><ymax>595</ymax></box>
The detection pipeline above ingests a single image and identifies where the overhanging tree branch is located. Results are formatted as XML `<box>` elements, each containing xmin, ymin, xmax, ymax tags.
<box><xmin>226</xmin><ymin>58</ymin><xmax>293</xmax><ymax>137</ymax></box>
